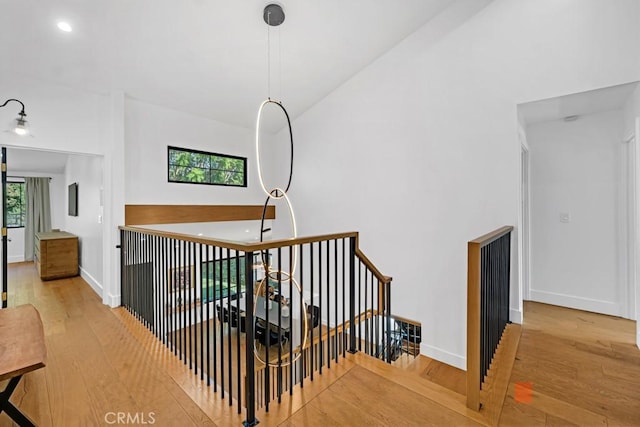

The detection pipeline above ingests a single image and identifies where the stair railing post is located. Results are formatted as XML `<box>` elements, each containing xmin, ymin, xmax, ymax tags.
<box><xmin>243</xmin><ymin>251</ymin><xmax>258</xmax><ymax>427</ymax></box>
<box><xmin>348</xmin><ymin>237</ymin><xmax>357</xmax><ymax>354</ymax></box>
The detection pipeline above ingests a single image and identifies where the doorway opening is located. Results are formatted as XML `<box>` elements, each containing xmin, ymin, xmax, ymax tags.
<box><xmin>1</xmin><ymin>146</ymin><xmax>105</xmax><ymax>305</ymax></box>
<box><xmin>517</xmin><ymin>81</ymin><xmax>639</xmax><ymax>322</ymax></box>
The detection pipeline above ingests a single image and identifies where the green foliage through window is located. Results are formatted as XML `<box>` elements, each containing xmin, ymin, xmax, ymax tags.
<box><xmin>6</xmin><ymin>182</ymin><xmax>25</xmax><ymax>228</ymax></box>
<box><xmin>201</xmin><ymin>257</ymin><xmax>247</xmax><ymax>303</ymax></box>
<box><xmin>168</xmin><ymin>146</ymin><xmax>247</xmax><ymax>187</ymax></box>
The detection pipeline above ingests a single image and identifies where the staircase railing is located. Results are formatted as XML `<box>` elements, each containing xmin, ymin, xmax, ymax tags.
<box><xmin>466</xmin><ymin>225</ymin><xmax>513</xmax><ymax>410</ymax></box>
<box><xmin>118</xmin><ymin>226</ymin><xmax>392</xmax><ymax>426</ymax></box>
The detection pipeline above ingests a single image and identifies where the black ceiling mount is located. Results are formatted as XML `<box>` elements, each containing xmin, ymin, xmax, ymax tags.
<box><xmin>263</xmin><ymin>3</ymin><xmax>285</xmax><ymax>26</ymax></box>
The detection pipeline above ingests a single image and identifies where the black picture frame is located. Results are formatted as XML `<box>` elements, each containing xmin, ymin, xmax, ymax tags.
<box><xmin>68</xmin><ymin>182</ymin><xmax>78</xmax><ymax>216</ymax></box>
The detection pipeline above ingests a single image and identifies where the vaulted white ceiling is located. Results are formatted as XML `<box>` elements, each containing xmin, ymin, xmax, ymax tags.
<box><xmin>0</xmin><ymin>0</ymin><xmax>465</xmax><ymax>130</ymax></box>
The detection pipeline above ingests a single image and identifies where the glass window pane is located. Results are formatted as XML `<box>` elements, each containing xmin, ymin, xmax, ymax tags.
<box><xmin>168</xmin><ymin>147</ymin><xmax>246</xmax><ymax>187</ymax></box>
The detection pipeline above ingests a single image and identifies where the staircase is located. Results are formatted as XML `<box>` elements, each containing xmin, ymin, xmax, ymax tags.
<box><xmin>254</xmin><ymin>352</ymin><xmax>487</xmax><ymax>426</ymax></box>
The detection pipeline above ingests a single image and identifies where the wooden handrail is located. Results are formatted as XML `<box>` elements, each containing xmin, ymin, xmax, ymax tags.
<box><xmin>469</xmin><ymin>225</ymin><xmax>513</xmax><ymax>247</ymax></box>
<box><xmin>355</xmin><ymin>248</ymin><xmax>392</xmax><ymax>284</ymax></box>
<box><xmin>119</xmin><ymin>225</ymin><xmax>358</xmax><ymax>252</ymax></box>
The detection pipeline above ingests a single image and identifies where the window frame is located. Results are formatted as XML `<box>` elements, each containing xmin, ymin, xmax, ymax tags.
<box><xmin>6</xmin><ymin>180</ymin><xmax>26</xmax><ymax>229</ymax></box>
<box><xmin>167</xmin><ymin>146</ymin><xmax>247</xmax><ymax>188</ymax></box>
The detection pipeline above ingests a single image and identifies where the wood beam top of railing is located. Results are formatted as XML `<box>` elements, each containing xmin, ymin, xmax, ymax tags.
<box><xmin>355</xmin><ymin>248</ymin><xmax>392</xmax><ymax>284</ymax></box>
<box><xmin>469</xmin><ymin>225</ymin><xmax>513</xmax><ymax>247</ymax></box>
<box><xmin>118</xmin><ymin>225</ymin><xmax>358</xmax><ymax>252</ymax></box>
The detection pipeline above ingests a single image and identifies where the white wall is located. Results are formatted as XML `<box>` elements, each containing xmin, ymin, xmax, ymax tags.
<box><xmin>528</xmin><ymin>111</ymin><xmax>624</xmax><ymax>316</ymax></box>
<box><xmin>6</xmin><ymin>172</ymin><xmax>65</xmax><ymax>263</ymax></box>
<box><xmin>64</xmin><ymin>154</ymin><xmax>104</xmax><ymax>296</ymax></box>
<box><xmin>283</xmin><ymin>0</ymin><xmax>640</xmax><ymax>368</ymax></box>
<box><xmin>124</xmin><ymin>98</ymin><xmax>271</xmax><ymax>206</ymax></box>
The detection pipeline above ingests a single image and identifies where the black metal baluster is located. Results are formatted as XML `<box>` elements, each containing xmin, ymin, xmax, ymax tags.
<box><xmin>358</xmin><ymin>259</ymin><xmax>362</xmax><ymax>352</ymax></box>
<box><xmin>318</xmin><ymin>240</ymin><xmax>323</xmax><ymax>374</ymax></box>
<box><xmin>153</xmin><ymin>235</ymin><xmax>158</xmax><ymax>337</ymax></box>
<box><xmin>326</xmin><ymin>240</ymin><xmax>330</xmax><ymax>369</ymax></box>
<box><xmin>235</xmin><ymin>249</ymin><xmax>242</xmax><ymax>413</ymax></box>
<box><xmin>244</xmin><ymin>249</ymin><xmax>257</xmax><ymax>426</ymax></box>
<box><xmin>289</xmin><ymin>245</ymin><xmax>294</xmax><ymax>394</ymax></box>
<box><xmin>298</xmin><ymin>243</ymin><xmax>304</xmax><ymax>389</ymax></box>
<box><xmin>199</xmin><ymin>243</ymin><xmax>204</xmax><ymax>380</ymax></box>
<box><xmin>120</xmin><ymin>230</ymin><xmax>125</xmax><ymax>310</ymax></box>
<box><xmin>309</xmin><ymin>242</ymin><xmax>314</xmax><ymax>381</ymax></box>
<box><xmin>265</xmin><ymin>248</ymin><xmax>271</xmax><ymax>412</ymax></box>
<box><xmin>204</xmin><ymin>244</ymin><xmax>211</xmax><ymax>386</ymax></box>
<box><xmin>364</xmin><ymin>267</ymin><xmax>369</xmax><ymax>356</ymax></box>
<box><xmin>375</xmin><ymin>278</ymin><xmax>380</xmax><ymax>359</ymax></box>
<box><xmin>179</xmin><ymin>240</ymin><xmax>184</xmax><ymax>362</ymax></box>
<box><xmin>162</xmin><ymin>237</ymin><xmax>167</xmax><ymax>347</ymax></box>
<box><xmin>333</xmin><ymin>239</ymin><xmax>340</xmax><ymax>363</ymax></box>
<box><xmin>133</xmin><ymin>232</ymin><xmax>138</xmax><ymax>319</ymax></box>
<box><xmin>276</xmin><ymin>247</ymin><xmax>283</xmax><ymax>402</ymax></box>
<box><xmin>213</xmin><ymin>246</ymin><xmax>219</xmax><ymax>393</ymax></box>
<box><xmin>342</xmin><ymin>238</ymin><xmax>346</xmax><ymax>357</ymax></box>
<box><xmin>348</xmin><ymin>237</ymin><xmax>356</xmax><ymax>354</ymax></box>
<box><xmin>226</xmin><ymin>247</ymin><xmax>232</xmax><ymax>404</ymax></box>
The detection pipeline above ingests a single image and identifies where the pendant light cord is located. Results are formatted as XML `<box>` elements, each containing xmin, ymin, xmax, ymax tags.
<box><xmin>267</xmin><ymin>13</ymin><xmax>271</xmax><ymax>99</ymax></box>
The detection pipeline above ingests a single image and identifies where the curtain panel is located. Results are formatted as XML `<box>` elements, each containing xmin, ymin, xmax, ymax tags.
<box><xmin>24</xmin><ymin>177</ymin><xmax>52</xmax><ymax>261</ymax></box>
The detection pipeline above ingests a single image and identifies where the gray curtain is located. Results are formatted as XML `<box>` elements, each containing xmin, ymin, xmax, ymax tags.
<box><xmin>24</xmin><ymin>177</ymin><xmax>52</xmax><ymax>261</ymax></box>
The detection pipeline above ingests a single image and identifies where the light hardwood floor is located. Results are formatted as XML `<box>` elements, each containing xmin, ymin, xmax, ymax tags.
<box><xmin>499</xmin><ymin>301</ymin><xmax>640</xmax><ymax>426</ymax></box>
<box><xmin>2</xmin><ymin>262</ymin><xmax>639</xmax><ymax>426</ymax></box>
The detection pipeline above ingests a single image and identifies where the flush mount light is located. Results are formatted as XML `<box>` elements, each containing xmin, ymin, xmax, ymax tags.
<box><xmin>57</xmin><ymin>21</ymin><xmax>72</xmax><ymax>32</ymax></box>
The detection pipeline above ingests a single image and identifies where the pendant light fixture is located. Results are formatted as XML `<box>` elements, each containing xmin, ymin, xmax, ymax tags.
<box><xmin>1</xmin><ymin>98</ymin><xmax>29</xmax><ymax>136</ymax></box>
<box><xmin>254</xmin><ymin>3</ymin><xmax>308</xmax><ymax>368</ymax></box>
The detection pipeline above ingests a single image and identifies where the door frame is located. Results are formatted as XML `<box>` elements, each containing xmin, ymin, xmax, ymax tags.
<box><xmin>1</xmin><ymin>147</ymin><xmax>6</xmax><ymax>308</ymax></box>
<box><xmin>624</xmin><ymin>130</ymin><xmax>637</xmax><ymax>320</ymax></box>
<box><xmin>518</xmin><ymin>128</ymin><xmax>531</xmax><ymax>305</ymax></box>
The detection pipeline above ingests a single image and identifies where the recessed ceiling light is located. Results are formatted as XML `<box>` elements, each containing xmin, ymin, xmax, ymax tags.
<box><xmin>57</xmin><ymin>21</ymin><xmax>72</xmax><ymax>32</ymax></box>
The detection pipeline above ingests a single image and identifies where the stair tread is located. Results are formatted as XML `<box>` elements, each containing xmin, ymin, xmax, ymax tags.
<box><xmin>350</xmin><ymin>352</ymin><xmax>488</xmax><ymax>425</ymax></box>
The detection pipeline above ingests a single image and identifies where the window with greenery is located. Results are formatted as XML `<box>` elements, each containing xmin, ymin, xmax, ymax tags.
<box><xmin>168</xmin><ymin>146</ymin><xmax>247</xmax><ymax>187</ymax></box>
<box><xmin>6</xmin><ymin>182</ymin><xmax>26</xmax><ymax>228</ymax></box>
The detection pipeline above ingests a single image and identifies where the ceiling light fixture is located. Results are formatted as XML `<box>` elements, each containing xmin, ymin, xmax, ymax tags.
<box><xmin>253</xmin><ymin>3</ymin><xmax>307</xmax><ymax>371</ymax></box>
<box><xmin>57</xmin><ymin>21</ymin><xmax>72</xmax><ymax>32</ymax></box>
<box><xmin>563</xmin><ymin>115</ymin><xmax>579</xmax><ymax>122</ymax></box>
<box><xmin>1</xmin><ymin>99</ymin><xmax>29</xmax><ymax>136</ymax></box>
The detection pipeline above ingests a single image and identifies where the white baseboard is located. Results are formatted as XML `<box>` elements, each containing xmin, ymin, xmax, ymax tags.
<box><xmin>510</xmin><ymin>309</ymin><xmax>523</xmax><ymax>324</ymax></box>
<box><xmin>421</xmin><ymin>343</ymin><xmax>465</xmax><ymax>370</ymax></box>
<box><xmin>105</xmin><ymin>293</ymin><xmax>121</xmax><ymax>308</ymax></box>
<box><xmin>79</xmin><ymin>267</ymin><xmax>103</xmax><ymax>299</ymax></box>
<box><xmin>8</xmin><ymin>255</ymin><xmax>25</xmax><ymax>264</ymax></box>
<box><xmin>530</xmin><ymin>289</ymin><xmax>621</xmax><ymax>317</ymax></box>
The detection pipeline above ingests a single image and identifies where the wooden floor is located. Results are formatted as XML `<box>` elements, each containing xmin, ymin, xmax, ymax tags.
<box><xmin>500</xmin><ymin>301</ymin><xmax>640</xmax><ymax>426</ymax></box>
<box><xmin>2</xmin><ymin>263</ymin><xmax>639</xmax><ymax>426</ymax></box>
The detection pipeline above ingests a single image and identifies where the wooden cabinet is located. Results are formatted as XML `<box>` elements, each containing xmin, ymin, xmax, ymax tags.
<box><xmin>35</xmin><ymin>231</ymin><xmax>79</xmax><ymax>280</ymax></box>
